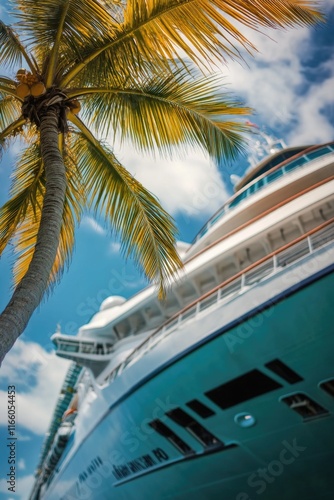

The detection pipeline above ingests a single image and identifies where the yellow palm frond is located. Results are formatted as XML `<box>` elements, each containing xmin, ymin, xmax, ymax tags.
<box><xmin>0</xmin><ymin>141</ymin><xmax>43</xmax><ymax>255</ymax></box>
<box><xmin>12</xmin><ymin>0</ymin><xmax>118</xmax><ymax>81</ymax></box>
<box><xmin>0</xmin><ymin>77</ymin><xmax>18</xmax><ymax>97</ymax></box>
<box><xmin>0</xmin><ymin>19</ymin><xmax>36</xmax><ymax>72</ymax></box>
<box><xmin>69</xmin><ymin>115</ymin><xmax>183</xmax><ymax>297</ymax></box>
<box><xmin>61</xmin><ymin>0</ymin><xmax>322</xmax><ymax>87</ymax></box>
<box><xmin>79</xmin><ymin>69</ymin><xmax>251</xmax><ymax>163</ymax></box>
<box><xmin>0</xmin><ymin>93</ymin><xmax>22</xmax><ymax>131</ymax></box>
<box><xmin>0</xmin><ymin>118</ymin><xmax>33</xmax><ymax>163</ymax></box>
<box><xmin>121</xmin><ymin>0</ymin><xmax>322</xmax><ymax>65</ymax></box>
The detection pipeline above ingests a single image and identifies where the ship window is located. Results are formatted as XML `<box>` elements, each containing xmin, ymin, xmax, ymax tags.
<box><xmin>129</xmin><ymin>311</ymin><xmax>146</xmax><ymax>334</ymax></box>
<box><xmin>281</xmin><ymin>393</ymin><xmax>329</xmax><ymax>420</ymax></box>
<box><xmin>210</xmin><ymin>208</ymin><xmax>225</xmax><ymax>225</ymax></box>
<box><xmin>181</xmin><ymin>304</ymin><xmax>197</xmax><ymax>321</ymax></box>
<box><xmin>166</xmin><ymin>408</ymin><xmax>221</xmax><ymax>447</ymax></box>
<box><xmin>114</xmin><ymin>318</ymin><xmax>131</xmax><ymax>338</ymax></box>
<box><xmin>276</xmin><ymin>239</ymin><xmax>309</xmax><ymax>267</ymax></box>
<box><xmin>149</xmin><ymin>419</ymin><xmax>194</xmax><ymax>455</ymax></box>
<box><xmin>163</xmin><ymin>292</ymin><xmax>180</xmax><ymax>316</ymax></box>
<box><xmin>244</xmin><ymin>260</ymin><xmax>274</xmax><ymax>285</ymax></box>
<box><xmin>247</xmin><ymin>183</ymin><xmax>256</xmax><ymax>194</ymax></box>
<box><xmin>229</xmin><ymin>190</ymin><xmax>247</xmax><ymax>209</ymax></box>
<box><xmin>318</xmin><ymin>202</ymin><xmax>334</xmax><ymax>221</ymax></box>
<box><xmin>284</xmin><ymin>156</ymin><xmax>307</xmax><ymax>172</ymax></box>
<box><xmin>217</xmin><ymin>261</ymin><xmax>238</xmax><ymax>282</ymax></box>
<box><xmin>144</xmin><ymin>303</ymin><xmax>161</xmax><ymax>320</ymax></box>
<box><xmin>196</xmin><ymin>272</ymin><xmax>217</xmax><ymax>294</ymax></box>
<box><xmin>266</xmin><ymin>168</ymin><xmax>283</xmax><ymax>185</ymax></box>
<box><xmin>306</xmin><ymin>146</ymin><xmax>332</xmax><ymax>161</ymax></box>
<box><xmin>311</xmin><ymin>219</ymin><xmax>334</xmax><ymax>249</ymax></box>
<box><xmin>265</xmin><ymin>359</ymin><xmax>303</xmax><ymax>384</ymax></box>
<box><xmin>219</xmin><ymin>278</ymin><xmax>241</xmax><ymax>301</ymax></box>
<box><xmin>299</xmin><ymin>210</ymin><xmax>319</xmax><ymax>232</ymax></box>
<box><xmin>81</xmin><ymin>343</ymin><xmax>94</xmax><ymax>354</ymax></box>
<box><xmin>268</xmin><ymin>223</ymin><xmax>302</xmax><ymax>251</ymax></box>
<box><xmin>199</xmin><ymin>292</ymin><xmax>218</xmax><ymax>312</ymax></box>
<box><xmin>320</xmin><ymin>379</ymin><xmax>334</xmax><ymax>397</ymax></box>
<box><xmin>62</xmin><ymin>343</ymin><xmax>79</xmax><ymax>353</ymax></box>
<box><xmin>254</xmin><ymin>177</ymin><xmax>265</xmax><ymax>191</ymax></box>
<box><xmin>176</xmin><ymin>282</ymin><xmax>198</xmax><ymax>304</ymax></box>
<box><xmin>238</xmin><ymin>147</ymin><xmax>306</xmax><ymax>187</ymax></box>
<box><xmin>205</xmin><ymin>369</ymin><xmax>282</xmax><ymax>410</ymax></box>
<box><xmin>186</xmin><ymin>399</ymin><xmax>215</xmax><ymax>418</ymax></box>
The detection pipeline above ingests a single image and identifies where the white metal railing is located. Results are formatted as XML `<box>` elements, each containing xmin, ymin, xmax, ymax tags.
<box><xmin>102</xmin><ymin>219</ymin><xmax>334</xmax><ymax>386</ymax></box>
<box><xmin>55</xmin><ymin>339</ymin><xmax>114</xmax><ymax>357</ymax></box>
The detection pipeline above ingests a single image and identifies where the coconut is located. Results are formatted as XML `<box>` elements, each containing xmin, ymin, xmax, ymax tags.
<box><xmin>26</xmin><ymin>74</ymin><xmax>34</xmax><ymax>85</ymax></box>
<box><xmin>16</xmin><ymin>68</ymin><xmax>26</xmax><ymax>81</ymax></box>
<box><xmin>16</xmin><ymin>83</ymin><xmax>30</xmax><ymax>99</ymax></box>
<box><xmin>30</xmin><ymin>82</ymin><xmax>46</xmax><ymax>97</ymax></box>
<box><xmin>71</xmin><ymin>99</ymin><xmax>81</xmax><ymax>114</ymax></box>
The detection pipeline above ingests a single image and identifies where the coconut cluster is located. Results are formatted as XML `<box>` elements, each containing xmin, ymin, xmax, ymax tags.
<box><xmin>16</xmin><ymin>69</ymin><xmax>46</xmax><ymax>99</ymax></box>
<box><xmin>16</xmin><ymin>69</ymin><xmax>82</xmax><ymax>128</ymax></box>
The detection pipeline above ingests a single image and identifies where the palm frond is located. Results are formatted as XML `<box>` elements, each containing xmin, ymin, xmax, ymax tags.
<box><xmin>45</xmin><ymin>0</ymin><xmax>71</xmax><ymax>87</ymax></box>
<box><xmin>0</xmin><ymin>76</ymin><xmax>17</xmax><ymax>92</ymax></box>
<box><xmin>0</xmin><ymin>92</ymin><xmax>22</xmax><ymax>131</ymax></box>
<box><xmin>0</xmin><ymin>141</ymin><xmax>44</xmax><ymax>256</ymax></box>
<box><xmin>12</xmin><ymin>0</ymin><xmax>118</xmax><ymax>80</ymax></box>
<box><xmin>0</xmin><ymin>20</ymin><xmax>36</xmax><ymax>71</ymax></box>
<box><xmin>121</xmin><ymin>0</ymin><xmax>322</xmax><ymax>66</ymax></box>
<box><xmin>68</xmin><ymin>115</ymin><xmax>183</xmax><ymax>296</ymax></box>
<box><xmin>60</xmin><ymin>0</ymin><xmax>322</xmax><ymax>87</ymax></box>
<box><xmin>0</xmin><ymin>117</ymin><xmax>29</xmax><ymax>154</ymax></box>
<box><xmin>79</xmin><ymin>70</ymin><xmax>251</xmax><ymax>163</ymax></box>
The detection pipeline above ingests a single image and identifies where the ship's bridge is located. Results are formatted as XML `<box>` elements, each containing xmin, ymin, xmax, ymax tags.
<box><xmin>235</xmin><ymin>145</ymin><xmax>307</xmax><ymax>190</ymax></box>
<box><xmin>51</xmin><ymin>289</ymin><xmax>160</xmax><ymax>377</ymax></box>
<box><xmin>187</xmin><ymin>142</ymin><xmax>334</xmax><ymax>258</ymax></box>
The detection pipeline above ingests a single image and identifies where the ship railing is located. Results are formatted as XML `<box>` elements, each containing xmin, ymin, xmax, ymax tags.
<box><xmin>192</xmin><ymin>143</ymin><xmax>334</xmax><ymax>243</ymax></box>
<box><xmin>54</xmin><ymin>338</ymin><xmax>115</xmax><ymax>357</ymax></box>
<box><xmin>102</xmin><ymin>218</ymin><xmax>334</xmax><ymax>386</ymax></box>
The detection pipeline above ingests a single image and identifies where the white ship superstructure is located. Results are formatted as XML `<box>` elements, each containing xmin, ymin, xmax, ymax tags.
<box><xmin>30</xmin><ymin>141</ymin><xmax>334</xmax><ymax>500</ymax></box>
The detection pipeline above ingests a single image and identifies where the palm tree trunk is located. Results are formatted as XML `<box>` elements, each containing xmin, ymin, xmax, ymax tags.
<box><xmin>0</xmin><ymin>106</ymin><xmax>66</xmax><ymax>364</ymax></box>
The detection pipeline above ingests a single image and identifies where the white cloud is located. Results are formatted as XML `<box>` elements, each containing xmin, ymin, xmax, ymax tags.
<box><xmin>116</xmin><ymin>146</ymin><xmax>231</xmax><ymax>217</ymax></box>
<box><xmin>14</xmin><ymin>432</ymin><xmax>31</xmax><ymax>442</ymax></box>
<box><xmin>222</xmin><ymin>16</ymin><xmax>334</xmax><ymax>146</ymax></box>
<box><xmin>109</xmin><ymin>241</ymin><xmax>121</xmax><ymax>253</ymax></box>
<box><xmin>81</xmin><ymin>216</ymin><xmax>107</xmax><ymax>236</ymax></box>
<box><xmin>0</xmin><ymin>473</ymin><xmax>34</xmax><ymax>500</ymax></box>
<box><xmin>18</xmin><ymin>459</ymin><xmax>25</xmax><ymax>471</ymax></box>
<box><xmin>0</xmin><ymin>339</ymin><xmax>69</xmax><ymax>435</ymax></box>
<box><xmin>288</xmin><ymin>69</ymin><xmax>334</xmax><ymax>144</ymax></box>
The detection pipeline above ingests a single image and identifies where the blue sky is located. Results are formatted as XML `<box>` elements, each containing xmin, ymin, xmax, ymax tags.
<box><xmin>0</xmin><ymin>1</ymin><xmax>334</xmax><ymax>498</ymax></box>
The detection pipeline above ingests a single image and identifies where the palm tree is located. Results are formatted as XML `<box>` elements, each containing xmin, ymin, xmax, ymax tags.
<box><xmin>0</xmin><ymin>0</ymin><xmax>321</xmax><ymax>364</ymax></box>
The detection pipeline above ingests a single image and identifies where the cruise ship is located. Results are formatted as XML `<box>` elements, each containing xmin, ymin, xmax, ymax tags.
<box><xmin>30</xmin><ymin>138</ymin><xmax>334</xmax><ymax>500</ymax></box>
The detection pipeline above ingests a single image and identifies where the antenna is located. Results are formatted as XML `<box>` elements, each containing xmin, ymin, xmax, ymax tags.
<box><xmin>245</xmin><ymin>122</ymin><xmax>287</xmax><ymax>168</ymax></box>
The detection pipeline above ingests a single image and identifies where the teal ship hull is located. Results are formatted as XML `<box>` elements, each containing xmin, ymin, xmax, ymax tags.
<box><xmin>44</xmin><ymin>264</ymin><xmax>334</xmax><ymax>499</ymax></box>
